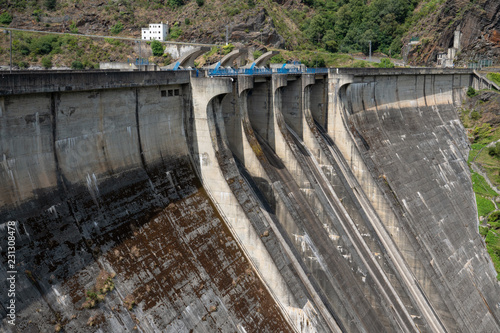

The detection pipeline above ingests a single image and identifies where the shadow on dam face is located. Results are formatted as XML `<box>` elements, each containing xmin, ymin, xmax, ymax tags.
<box><xmin>0</xmin><ymin>77</ymin><xmax>292</xmax><ymax>332</ymax></box>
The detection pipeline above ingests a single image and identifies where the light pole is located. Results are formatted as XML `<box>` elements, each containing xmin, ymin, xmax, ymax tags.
<box><xmin>369</xmin><ymin>40</ymin><xmax>372</xmax><ymax>62</ymax></box>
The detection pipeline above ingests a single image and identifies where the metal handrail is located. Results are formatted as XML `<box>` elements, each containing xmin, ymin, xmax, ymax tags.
<box><xmin>207</xmin><ymin>67</ymin><xmax>329</xmax><ymax>76</ymax></box>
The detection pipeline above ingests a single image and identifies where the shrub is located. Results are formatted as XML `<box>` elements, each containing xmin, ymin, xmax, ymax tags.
<box><xmin>70</xmin><ymin>21</ymin><xmax>78</xmax><ymax>33</ymax></box>
<box><xmin>269</xmin><ymin>54</ymin><xmax>285</xmax><ymax>64</ymax></box>
<box><xmin>41</xmin><ymin>56</ymin><xmax>52</xmax><ymax>69</ymax></box>
<box><xmin>377</xmin><ymin>58</ymin><xmax>395</xmax><ymax>68</ymax></box>
<box><xmin>110</xmin><ymin>22</ymin><xmax>123</xmax><ymax>35</ymax></box>
<box><xmin>196</xmin><ymin>0</ymin><xmax>204</xmax><ymax>6</ymax></box>
<box><xmin>247</xmin><ymin>0</ymin><xmax>255</xmax><ymax>8</ymax></box>
<box><xmin>0</xmin><ymin>12</ymin><xmax>13</xmax><ymax>25</ymax></box>
<box><xmin>17</xmin><ymin>61</ymin><xmax>28</xmax><ymax>69</ymax></box>
<box><xmin>169</xmin><ymin>26</ymin><xmax>182</xmax><ymax>40</ymax></box>
<box><xmin>222</xmin><ymin>43</ymin><xmax>235</xmax><ymax>55</ymax></box>
<box><xmin>184</xmin><ymin>18</ymin><xmax>190</xmax><ymax>25</ymax></box>
<box><xmin>253</xmin><ymin>50</ymin><xmax>263</xmax><ymax>59</ymax></box>
<box><xmin>489</xmin><ymin>143</ymin><xmax>500</xmax><ymax>157</ymax></box>
<box><xmin>352</xmin><ymin>60</ymin><xmax>368</xmax><ymax>68</ymax></box>
<box><xmin>71</xmin><ymin>60</ymin><xmax>84</xmax><ymax>69</ymax></box>
<box><xmin>168</xmin><ymin>0</ymin><xmax>183</xmax><ymax>7</ymax></box>
<box><xmin>32</xmin><ymin>9</ymin><xmax>42</xmax><ymax>22</ymax></box>
<box><xmin>490</xmin><ymin>211</ymin><xmax>500</xmax><ymax>223</ymax></box>
<box><xmin>151</xmin><ymin>40</ymin><xmax>164</xmax><ymax>56</ymax></box>
<box><xmin>44</xmin><ymin>0</ymin><xmax>56</xmax><ymax>11</ymax></box>
<box><xmin>467</xmin><ymin>86</ymin><xmax>478</xmax><ymax>98</ymax></box>
<box><xmin>471</xmin><ymin>111</ymin><xmax>481</xmax><ymax>121</ymax></box>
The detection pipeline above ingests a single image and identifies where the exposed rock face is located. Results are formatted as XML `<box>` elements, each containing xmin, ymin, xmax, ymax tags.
<box><xmin>230</xmin><ymin>10</ymin><xmax>285</xmax><ymax>48</ymax></box>
<box><xmin>406</xmin><ymin>0</ymin><xmax>500</xmax><ymax>66</ymax></box>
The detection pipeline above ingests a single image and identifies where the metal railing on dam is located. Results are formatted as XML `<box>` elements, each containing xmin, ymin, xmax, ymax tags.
<box><xmin>206</xmin><ymin>67</ymin><xmax>330</xmax><ymax>76</ymax></box>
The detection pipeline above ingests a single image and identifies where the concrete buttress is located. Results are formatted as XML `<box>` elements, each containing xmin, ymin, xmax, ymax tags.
<box><xmin>190</xmin><ymin>75</ymin><xmax>325</xmax><ymax>332</ymax></box>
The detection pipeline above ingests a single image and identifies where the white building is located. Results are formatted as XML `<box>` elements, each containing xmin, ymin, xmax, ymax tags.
<box><xmin>142</xmin><ymin>22</ymin><xmax>168</xmax><ymax>41</ymax></box>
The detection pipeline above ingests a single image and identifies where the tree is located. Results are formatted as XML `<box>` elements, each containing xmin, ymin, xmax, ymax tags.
<box><xmin>322</xmin><ymin>30</ymin><xmax>338</xmax><ymax>53</ymax></box>
<box><xmin>196</xmin><ymin>0</ymin><xmax>204</xmax><ymax>6</ymax></box>
<box><xmin>151</xmin><ymin>40</ymin><xmax>164</xmax><ymax>57</ymax></box>
<box><xmin>377</xmin><ymin>58</ymin><xmax>394</xmax><ymax>68</ymax></box>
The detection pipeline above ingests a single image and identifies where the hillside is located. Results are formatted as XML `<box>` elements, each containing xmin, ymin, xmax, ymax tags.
<box><xmin>0</xmin><ymin>0</ymin><xmax>418</xmax><ymax>69</ymax></box>
<box><xmin>0</xmin><ymin>0</ymin><xmax>499</xmax><ymax>68</ymax></box>
<box><xmin>460</xmin><ymin>85</ymin><xmax>500</xmax><ymax>277</ymax></box>
<box><xmin>403</xmin><ymin>0</ymin><xmax>500</xmax><ymax>66</ymax></box>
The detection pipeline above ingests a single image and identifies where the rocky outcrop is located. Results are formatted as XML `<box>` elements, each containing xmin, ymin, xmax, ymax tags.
<box><xmin>406</xmin><ymin>0</ymin><xmax>500</xmax><ymax>66</ymax></box>
<box><xmin>230</xmin><ymin>10</ymin><xmax>285</xmax><ymax>48</ymax></box>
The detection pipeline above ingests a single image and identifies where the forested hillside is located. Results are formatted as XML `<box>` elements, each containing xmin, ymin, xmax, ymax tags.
<box><xmin>0</xmin><ymin>0</ymin><xmax>498</xmax><ymax>67</ymax></box>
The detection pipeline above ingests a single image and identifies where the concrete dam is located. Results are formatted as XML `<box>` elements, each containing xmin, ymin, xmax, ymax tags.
<box><xmin>1</xmin><ymin>69</ymin><xmax>500</xmax><ymax>332</ymax></box>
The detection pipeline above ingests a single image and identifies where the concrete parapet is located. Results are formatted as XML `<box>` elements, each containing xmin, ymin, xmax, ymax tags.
<box><xmin>0</xmin><ymin>71</ymin><xmax>190</xmax><ymax>95</ymax></box>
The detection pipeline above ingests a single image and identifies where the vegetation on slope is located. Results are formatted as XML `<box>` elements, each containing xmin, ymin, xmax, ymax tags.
<box><xmin>0</xmin><ymin>0</ymin><xmax>460</xmax><ymax>68</ymax></box>
<box><xmin>462</xmin><ymin>86</ymin><xmax>500</xmax><ymax>279</ymax></box>
<box><xmin>0</xmin><ymin>31</ymin><xmax>172</xmax><ymax>68</ymax></box>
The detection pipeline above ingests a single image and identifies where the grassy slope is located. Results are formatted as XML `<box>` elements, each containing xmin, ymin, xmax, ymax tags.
<box><xmin>462</xmin><ymin>87</ymin><xmax>500</xmax><ymax>279</ymax></box>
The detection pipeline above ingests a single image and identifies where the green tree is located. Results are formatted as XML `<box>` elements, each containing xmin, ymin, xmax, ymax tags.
<box><xmin>0</xmin><ymin>12</ymin><xmax>13</xmax><ymax>25</ymax></box>
<box><xmin>32</xmin><ymin>9</ymin><xmax>42</xmax><ymax>22</ymax></box>
<box><xmin>196</xmin><ymin>0</ymin><xmax>204</xmax><ymax>6</ymax></box>
<box><xmin>151</xmin><ymin>40</ymin><xmax>164</xmax><ymax>56</ymax></box>
<box><xmin>322</xmin><ymin>30</ymin><xmax>338</xmax><ymax>52</ymax></box>
<box><xmin>377</xmin><ymin>58</ymin><xmax>394</xmax><ymax>68</ymax></box>
<box><xmin>305</xmin><ymin>14</ymin><xmax>326</xmax><ymax>45</ymax></box>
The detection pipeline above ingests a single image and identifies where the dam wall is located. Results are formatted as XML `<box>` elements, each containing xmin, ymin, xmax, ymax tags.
<box><xmin>330</xmin><ymin>69</ymin><xmax>500</xmax><ymax>331</ymax></box>
<box><xmin>1</xmin><ymin>69</ymin><xmax>500</xmax><ymax>332</ymax></box>
<box><xmin>0</xmin><ymin>72</ymin><xmax>295</xmax><ymax>332</ymax></box>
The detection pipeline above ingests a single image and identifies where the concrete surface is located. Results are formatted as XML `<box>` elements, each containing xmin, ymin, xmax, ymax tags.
<box><xmin>1</xmin><ymin>68</ymin><xmax>499</xmax><ymax>333</ymax></box>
